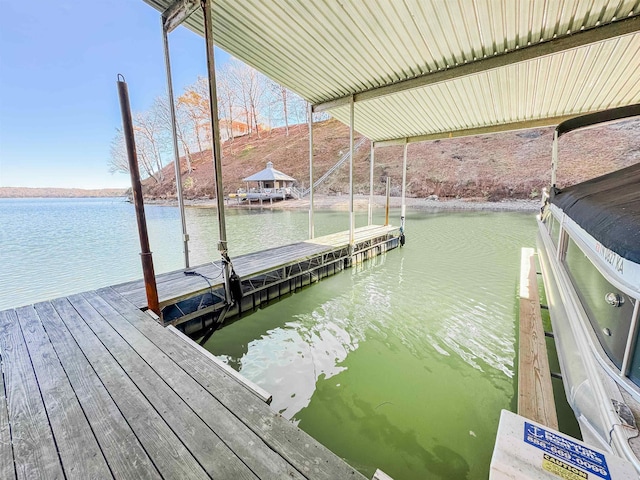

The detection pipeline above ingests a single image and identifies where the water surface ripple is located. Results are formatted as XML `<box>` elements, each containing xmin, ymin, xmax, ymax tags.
<box><xmin>205</xmin><ymin>211</ymin><xmax>536</xmax><ymax>480</ymax></box>
<box><xmin>0</xmin><ymin>199</ymin><xmax>536</xmax><ymax>479</ymax></box>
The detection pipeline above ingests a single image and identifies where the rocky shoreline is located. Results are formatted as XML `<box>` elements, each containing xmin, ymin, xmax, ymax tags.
<box><xmin>147</xmin><ymin>194</ymin><xmax>540</xmax><ymax>212</ymax></box>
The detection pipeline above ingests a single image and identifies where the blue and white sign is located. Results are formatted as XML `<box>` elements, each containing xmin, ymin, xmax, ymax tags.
<box><xmin>524</xmin><ymin>421</ymin><xmax>610</xmax><ymax>479</ymax></box>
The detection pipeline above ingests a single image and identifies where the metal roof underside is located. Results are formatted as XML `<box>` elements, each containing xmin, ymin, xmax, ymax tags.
<box><xmin>145</xmin><ymin>0</ymin><xmax>640</xmax><ymax>144</ymax></box>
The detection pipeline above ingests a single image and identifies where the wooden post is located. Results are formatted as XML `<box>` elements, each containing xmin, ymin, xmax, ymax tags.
<box><xmin>518</xmin><ymin>247</ymin><xmax>557</xmax><ymax>428</ymax></box>
<box><xmin>116</xmin><ymin>76</ymin><xmax>160</xmax><ymax>317</ymax></box>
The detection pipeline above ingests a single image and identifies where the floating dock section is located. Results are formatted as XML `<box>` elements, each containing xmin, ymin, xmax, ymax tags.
<box><xmin>0</xmin><ymin>288</ymin><xmax>370</xmax><ymax>479</ymax></box>
<box><xmin>518</xmin><ymin>247</ymin><xmax>558</xmax><ymax>428</ymax></box>
<box><xmin>113</xmin><ymin>224</ymin><xmax>400</xmax><ymax>334</ymax></box>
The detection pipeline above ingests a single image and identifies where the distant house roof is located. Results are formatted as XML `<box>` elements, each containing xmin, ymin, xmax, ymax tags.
<box><xmin>242</xmin><ymin>162</ymin><xmax>296</xmax><ymax>183</ymax></box>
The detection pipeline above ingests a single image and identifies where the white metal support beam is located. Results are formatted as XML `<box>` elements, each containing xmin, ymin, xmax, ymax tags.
<box><xmin>308</xmin><ymin>103</ymin><xmax>314</xmax><ymax>239</ymax></box>
<box><xmin>162</xmin><ymin>23</ymin><xmax>190</xmax><ymax>268</ymax></box>
<box><xmin>368</xmin><ymin>141</ymin><xmax>374</xmax><ymax>226</ymax></box>
<box><xmin>349</xmin><ymin>95</ymin><xmax>355</xmax><ymax>249</ymax></box>
<box><xmin>400</xmin><ymin>140</ymin><xmax>407</xmax><ymax>235</ymax></box>
<box><xmin>373</xmin><ymin>112</ymin><xmax>599</xmax><ymax>147</ymax></box>
<box><xmin>551</xmin><ymin>130</ymin><xmax>559</xmax><ymax>188</ymax></box>
<box><xmin>202</xmin><ymin>0</ymin><xmax>232</xmax><ymax>303</ymax></box>
<box><xmin>313</xmin><ymin>15</ymin><xmax>640</xmax><ymax>113</ymax></box>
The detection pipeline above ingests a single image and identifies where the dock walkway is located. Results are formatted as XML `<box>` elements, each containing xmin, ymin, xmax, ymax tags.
<box><xmin>0</xmin><ymin>287</ymin><xmax>367</xmax><ymax>479</ymax></box>
<box><xmin>113</xmin><ymin>224</ymin><xmax>399</xmax><ymax>330</ymax></box>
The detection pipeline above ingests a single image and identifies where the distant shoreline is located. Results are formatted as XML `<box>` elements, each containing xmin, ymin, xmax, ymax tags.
<box><xmin>1</xmin><ymin>190</ymin><xmax>540</xmax><ymax>212</ymax></box>
<box><xmin>0</xmin><ymin>187</ymin><xmax>127</xmax><ymax>198</ymax></box>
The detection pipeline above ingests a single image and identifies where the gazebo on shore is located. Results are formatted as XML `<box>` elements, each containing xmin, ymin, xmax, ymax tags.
<box><xmin>230</xmin><ymin>161</ymin><xmax>296</xmax><ymax>202</ymax></box>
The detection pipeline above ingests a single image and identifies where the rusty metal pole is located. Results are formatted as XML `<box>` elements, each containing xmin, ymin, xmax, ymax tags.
<box><xmin>117</xmin><ymin>75</ymin><xmax>160</xmax><ymax>316</ymax></box>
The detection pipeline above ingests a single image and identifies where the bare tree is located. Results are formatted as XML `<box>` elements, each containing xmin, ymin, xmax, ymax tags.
<box><xmin>109</xmin><ymin>127</ymin><xmax>157</xmax><ymax>181</ymax></box>
<box><xmin>153</xmin><ymin>96</ymin><xmax>193</xmax><ymax>174</ymax></box>
<box><xmin>229</xmin><ymin>60</ymin><xmax>268</xmax><ymax>138</ymax></box>
<box><xmin>177</xmin><ymin>76</ymin><xmax>211</xmax><ymax>152</ymax></box>
<box><xmin>108</xmin><ymin>128</ymin><xmax>129</xmax><ymax>175</ymax></box>
<box><xmin>217</xmin><ymin>64</ymin><xmax>239</xmax><ymax>143</ymax></box>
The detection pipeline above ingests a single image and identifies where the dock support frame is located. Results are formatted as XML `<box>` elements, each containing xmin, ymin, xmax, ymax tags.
<box><xmin>202</xmin><ymin>0</ymin><xmax>232</xmax><ymax>303</ymax></box>
<box><xmin>400</xmin><ymin>139</ymin><xmax>408</xmax><ymax>236</ymax></box>
<box><xmin>368</xmin><ymin>141</ymin><xmax>374</xmax><ymax>225</ymax></box>
<box><xmin>308</xmin><ymin>102</ymin><xmax>315</xmax><ymax>239</ymax></box>
<box><xmin>161</xmin><ymin>21</ymin><xmax>190</xmax><ymax>268</ymax></box>
<box><xmin>348</xmin><ymin>96</ymin><xmax>355</xmax><ymax>250</ymax></box>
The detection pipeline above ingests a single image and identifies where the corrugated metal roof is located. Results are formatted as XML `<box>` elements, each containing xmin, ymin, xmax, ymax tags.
<box><xmin>144</xmin><ymin>0</ymin><xmax>640</xmax><ymax>143</ymax></box>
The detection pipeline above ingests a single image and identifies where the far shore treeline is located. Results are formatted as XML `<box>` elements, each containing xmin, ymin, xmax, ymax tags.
<box><xmin>0</xmin><ymin>187</ymin><xmax>126</xmax><ymax>198</ymax></box>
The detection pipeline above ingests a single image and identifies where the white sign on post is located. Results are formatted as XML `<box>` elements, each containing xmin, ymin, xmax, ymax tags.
<box><xmin>490</xmin><ymin>410</ymin><xmax>637</xmax><ymax>480</ymax></box>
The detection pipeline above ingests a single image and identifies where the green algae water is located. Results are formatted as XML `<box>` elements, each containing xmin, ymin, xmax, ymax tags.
<box><xmin>202</xmin><ymin>211</ymin><xmax>536</xmax><ymax>479</ymax></box>
<box><xmin>0</xmin><ymin>198</ymin><xmax>571</xmax><ymax>478</ymax></box>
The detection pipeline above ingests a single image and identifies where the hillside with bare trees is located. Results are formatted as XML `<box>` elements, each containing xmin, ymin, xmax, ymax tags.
<box><xmin>139</xmin><ymin>117</ymin><xmax>640</xmax><ymax>202</ymax></box>
<box><xmin>109</xmin><ymin>60</ymin><xmax>639</xmax><ymax>202</ymax></box>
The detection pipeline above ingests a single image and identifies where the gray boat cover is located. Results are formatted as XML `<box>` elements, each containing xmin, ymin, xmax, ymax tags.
<box><xmin>551</xmin><ymin>162</ymin><xmax>640</xmax><ymax>264</ymax></box>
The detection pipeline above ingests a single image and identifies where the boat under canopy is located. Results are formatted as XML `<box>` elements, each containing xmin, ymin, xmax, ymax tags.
<box><xmin>551</xmin><ymin>161</ymin><xmax>640</xmax><ymax>264</ymax></box>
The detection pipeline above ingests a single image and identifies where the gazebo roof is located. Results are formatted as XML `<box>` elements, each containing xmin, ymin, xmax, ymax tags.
<box><xmin>242</xmin><ymin>162</ymin><xmax>296</xmax><ymax>183</ymax></box>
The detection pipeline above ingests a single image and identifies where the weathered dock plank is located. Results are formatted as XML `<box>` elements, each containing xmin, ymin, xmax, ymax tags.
<box><xmin>65</xmin><ymin>293</ymin><xmax>257</xmax><ymax>480</ymax></box>
<box><xmin>0</xmin><ymin>291</ymin><xmax>370</xmax><ymax>478</ymax></box>
<box><xmin>518</xmin><ymin>247</ymin><xmax>558</xmax><ymax>429</ymax></box>
<box><xmin>0</xmin><ymin>309</ymin><xmax>64</xmax><ymax>480</ymax></box>
<box><xmin>0</xmin><ymin>319</ymin><xmax>16</xmax><ymax>480</ymax></box>
<box><xmin>50</xmin><ymin>296</ymin><xmax>211</xmax><ymax>480</ymax></box>
<box><xmin>82</xmin><ymin>289</ymin><xmax>303</xmax><ymax>480</ymax></box>
<box><xmin>35</xmin><ymin>300</ymin><xmax>161</xmax><ymax>480</ymax></box>
<box><xmin>15</xmin><ymin>305</ymin><xmax>111</xmax><ymax>479</ymax></box>
<box><xmin>98</xmin><ymin>286</ymin><xmax>366</xmax><ymax>480</ymax></box>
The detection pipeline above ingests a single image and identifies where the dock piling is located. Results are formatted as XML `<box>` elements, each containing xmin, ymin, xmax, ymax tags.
<box><xmin>116</xmin><ymin>75</ymin><xmax>160</xmax><ymax>317</ymax></box>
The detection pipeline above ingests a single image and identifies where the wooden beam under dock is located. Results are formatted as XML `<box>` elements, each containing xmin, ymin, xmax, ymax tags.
<box><xmin>518</xmin><ymin>247</ymin><xmax>558</xmax><ymax>429</ymax></box>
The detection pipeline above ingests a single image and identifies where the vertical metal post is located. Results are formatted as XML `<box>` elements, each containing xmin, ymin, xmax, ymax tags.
<box><xmin>551</xmin><ymin>129</ymin><xmax>559</xmax><ymax>189</ymax></box>
<box><xmin>308</xmin><ymin>103</ymin><xmax>314</xmax><ymax>239</ymax></box>
<box><xmin>368</xmin><ymin>140</ymin><xmax>374</xmax><ymax>225</ymax></box>
<box><xmin>117</xmin><ymin>76</ymin><xmax>160</xmax><ymax>317</ymax></box>
<box><xmin>348</xmin><ymin>95</ymin><xmax>355</xmax><ymax>249</ymax></box>
<box><xmin>621</xmin><ymin>299</ymin><xmax>640</xmax><ymax>376</ymax></box>
<box><xmin>202</xmin><ymin>0</ymin><xmax>231</xmax><ymax>302</ymax></box>
<box><xmin>401</xmin><ymin>139</ymin><xmax>408</xmax><ymax>234</ymax></box>
<box><xmin>162</xmin><ymin>23</ymin><xmax>190</xmax><ymax>268</ymax></box>
<box><xmin>385</xmin><ymin>176</ymin><xmax>390</xmax><ymax>226</ymax></box>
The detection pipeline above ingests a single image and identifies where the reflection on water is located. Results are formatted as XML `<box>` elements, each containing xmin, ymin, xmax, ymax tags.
<box><xmin>204</xmin><ymin>211</ymin><xmax>536</xmax><ymax>479</ymax></box>
<box><xmin>0</xmin><ymin>199</ymin><xmax>539</xmax><ymax>479</ymax></box>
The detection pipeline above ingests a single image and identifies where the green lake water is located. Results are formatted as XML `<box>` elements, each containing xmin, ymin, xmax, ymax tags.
<box><xmin>202</xmin><ymin>210</ymin><xmax>538</xmax><ymax>479</ymax></box>
<box><xmin>0</xmin><ymin>198</ymin><xmax>576</xmax><ymax>479</ymax></box>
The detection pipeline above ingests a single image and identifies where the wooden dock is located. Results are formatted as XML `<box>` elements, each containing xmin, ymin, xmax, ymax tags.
<box><xmin>0</xmin><ymin>287</ymin><xmax>368</xmax><ymax>479</ymax></box>
<box><xmin>113</xmin><ymin>224</ymin><xmax>400</xmax><ymax>333</ymax></box>
<box><xmin>518</xmin><ymin>247</ymin><xmax>558</xmax><ymax>429</ymax></box>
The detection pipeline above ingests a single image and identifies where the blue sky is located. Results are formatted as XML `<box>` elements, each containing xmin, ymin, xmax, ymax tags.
<box><xmin>0</xmin><ymin>0</ymin><xmax>230</xmax><ymax>189</ymax></box>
